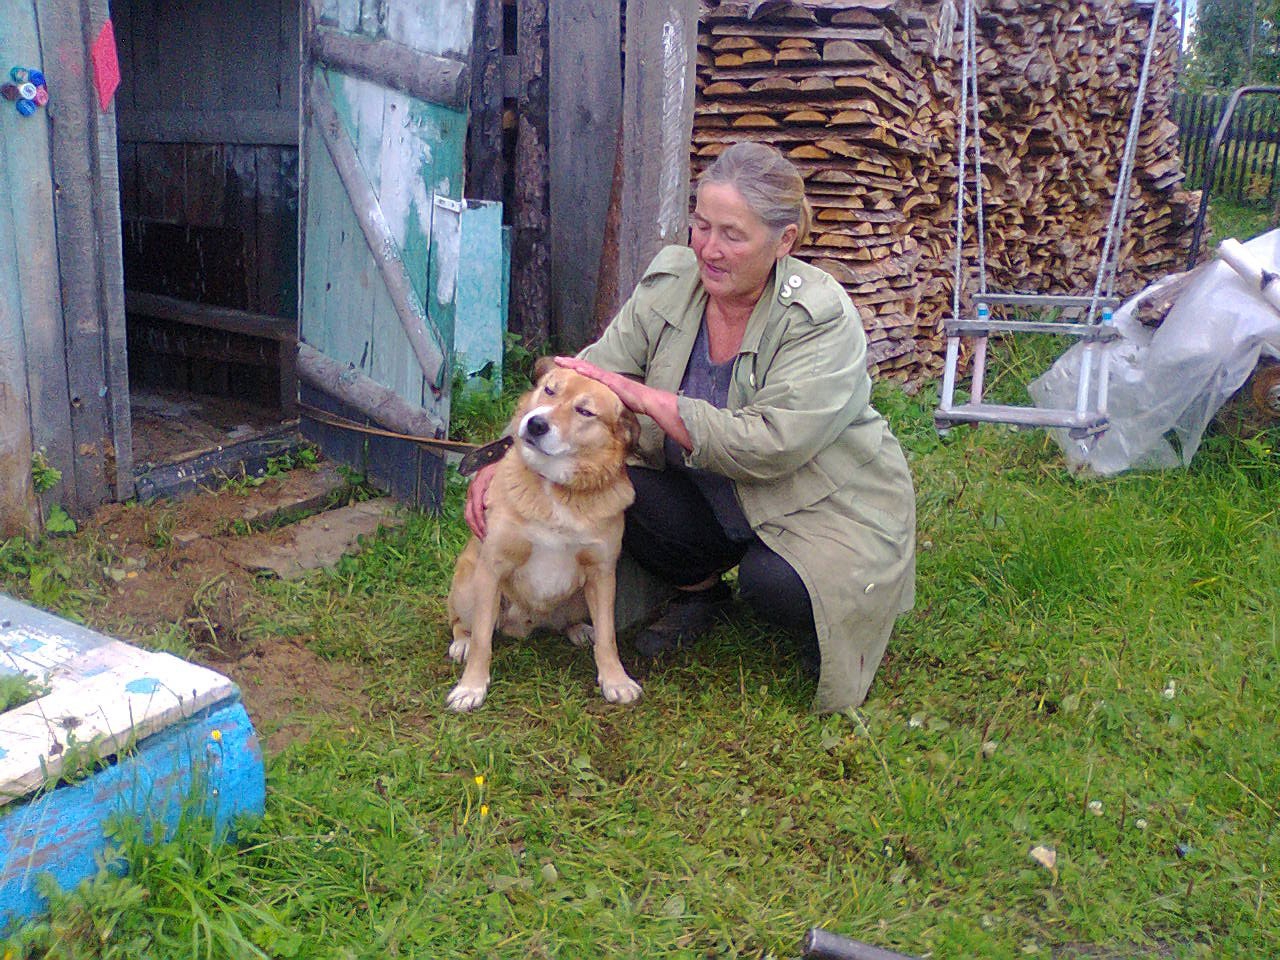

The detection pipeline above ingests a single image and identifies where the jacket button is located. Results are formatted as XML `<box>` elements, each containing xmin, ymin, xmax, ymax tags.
<box><xmin>787</xmin><ymin>275</ymin><xmax>802</xmax><ymax>289</ymax></box>
<box><xmin>780</xmin><ymin>287</ymin><xmax>792</xmax><ymax>300</ymax></box>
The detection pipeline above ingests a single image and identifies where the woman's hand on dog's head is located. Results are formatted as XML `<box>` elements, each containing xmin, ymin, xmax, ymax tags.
<box><xmin>554</xmin><ymin>357</ymin><xmax>649</xmax><ymax>415</ymax></box>
<box><xmin>464</xmin><ymin>462</ymin><xmax>499</xmax><ymax>539</ymax></box>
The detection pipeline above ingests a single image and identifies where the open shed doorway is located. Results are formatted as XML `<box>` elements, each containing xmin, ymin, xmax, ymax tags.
<box><xmin>113</xmin><ymin>0</ymin><xmax>301</xmax><ymax>496</ymax></box>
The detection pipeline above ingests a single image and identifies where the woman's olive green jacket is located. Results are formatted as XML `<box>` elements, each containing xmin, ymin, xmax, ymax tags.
<box><xmin>580</xmin><ymin>245</ymin><xmax>916</xmax><ymax>712</ymax></box>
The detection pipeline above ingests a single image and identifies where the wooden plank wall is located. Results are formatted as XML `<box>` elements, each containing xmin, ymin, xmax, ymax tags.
<box><xmin>496</xmin><ymin>0</ymin><xmax>695</xmax><ymax>350</ymax></box>
<box><xmin>0</xmin><ymin>2</ymin><xmax>44</xmax><ymax>534</ymax></box>
<box><xmin>88</xmin><ymin>0</ymin><xmax>135</xmax><ymax>500</ymax></box>
<box><xmin>114</xmin><ymin>0</ymin><xmax>300</xmax><ymax>404</ymax></box>
<box><xmin>31</xmin><ymin>0</ymin><xmax>132</xmax><ymax>514</ymax></box>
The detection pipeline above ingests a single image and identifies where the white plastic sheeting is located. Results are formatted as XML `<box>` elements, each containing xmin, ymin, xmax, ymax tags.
<box><xmin>1029</xmin><ymin>229</ymin><xmax>1280</xmax><ymax>474</ymax></box>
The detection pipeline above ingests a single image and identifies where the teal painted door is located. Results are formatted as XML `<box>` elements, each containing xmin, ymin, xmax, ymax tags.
<box><xmin>298</xmin><ymin>0</ymin><xmax>476</xmax><ymax>508</ymax></box>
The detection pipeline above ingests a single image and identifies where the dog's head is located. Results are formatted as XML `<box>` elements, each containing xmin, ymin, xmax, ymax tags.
<box><xmin>512</xmin><ymin>358</ymin><xmax>640</xmax><ymax>487</ymax></box>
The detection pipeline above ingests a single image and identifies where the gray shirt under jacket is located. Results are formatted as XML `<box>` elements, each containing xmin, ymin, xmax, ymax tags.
<box><xmin>663</xmin><ymin>318</ymin><xmax>755</xmax><ymax>543</ymax></box>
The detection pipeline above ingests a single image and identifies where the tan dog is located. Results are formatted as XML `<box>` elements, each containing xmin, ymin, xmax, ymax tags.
<box><xmin>446</xmin><ymin>359</ymin><xmax>643</xmax><ymax>712</ymax></box>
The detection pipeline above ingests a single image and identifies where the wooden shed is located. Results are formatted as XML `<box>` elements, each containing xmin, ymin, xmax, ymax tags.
<box><xmin>0</xmin><ymin>0</ymin><xmax>707</xmax><ymax>536</ymax></box>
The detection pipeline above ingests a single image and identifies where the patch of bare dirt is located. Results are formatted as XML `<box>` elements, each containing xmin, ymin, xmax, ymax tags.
<box><xmin>73</xmin><ymin>466</ymin><xmax>369</xmax><ymax>753</ymax></box>
<box><xmin>206</xmin><ymin>632</ymin><xmax>365</xmax><ymax>753</ymax></box>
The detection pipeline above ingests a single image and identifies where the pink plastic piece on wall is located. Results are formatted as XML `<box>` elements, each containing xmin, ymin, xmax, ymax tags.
<box><xmin>90</xmin><ymin>20</ymin><xmax>120</xmax><ymax>111</ymax></box>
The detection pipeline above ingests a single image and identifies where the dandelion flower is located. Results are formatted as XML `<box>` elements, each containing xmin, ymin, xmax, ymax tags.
<box><xmin>474</xmin><ymin>774</ymin><xmax>485</xmax><ymax>787</ymax></box>
<box><xmin>481</xmin><ymin>804</ymin><xmax>490</xmax><ymax>818</ymax></box>
<box><xmin>1135</xmin><ymin>818</ymin><xmax>1148</xmax><ymax>830</ymax></box>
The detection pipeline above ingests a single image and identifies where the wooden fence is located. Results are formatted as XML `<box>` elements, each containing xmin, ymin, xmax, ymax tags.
<box><xmin>1172</xmin><ymin>91</ymin><xmax>1280</xmax><ymax>204</ymax></box>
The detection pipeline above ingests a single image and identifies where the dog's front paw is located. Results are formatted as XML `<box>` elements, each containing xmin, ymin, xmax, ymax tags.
<box><xmin>448</xmin><ymin>637</ymin><xmax>469</xmax><ymax>663</ymax></box>
<box><xmin>600</xmin><ymin>673</ymin><xmax>642</xmax><ymax>705</ymax></box>
<box><xmin>566</xmin><ymin>623</ymin><xmax>595</xmax><ymax>648</ymax></box>
<box><xmin>446</xmin><ymin>682</ymin><xmax>489</xmax><ymax>712</ymax></box>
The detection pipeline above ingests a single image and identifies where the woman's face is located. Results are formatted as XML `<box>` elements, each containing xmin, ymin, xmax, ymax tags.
<box><xmin>690</xmin><ymin>182</ymin><xmax>797</xmax><ymax>308</ymax></box>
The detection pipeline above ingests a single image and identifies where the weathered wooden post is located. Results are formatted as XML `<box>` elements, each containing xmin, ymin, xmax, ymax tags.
<box><xmin>617</xmin><ymin>0</ymin><xmax>699</xmax><ymax>303</ymax></box>
<box><xmin>549</xmin><ymin>0</ymin><xmax>622</xmax><ymax>350</ymax></box>
<box><xmin>512</xmin><ymin>0</ymin><xmax>553</xmax><ymax>347</ymax></box>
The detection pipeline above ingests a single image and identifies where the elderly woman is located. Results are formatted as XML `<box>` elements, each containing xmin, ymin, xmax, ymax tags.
<box><xmin>469</xmin><ymin>141</ymin><xmax>915</xmax><ymax>712</ymax></box>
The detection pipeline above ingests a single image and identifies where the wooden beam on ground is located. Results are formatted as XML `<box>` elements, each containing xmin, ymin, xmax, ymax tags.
<box><xmin>549</xmin><ymin>0</ymin><xmax>622</xmax><ymax>350</ymax></box>
<box><xmin>309</xmin><ymin>83</ymin><xmax>449</xmax><ymax>394</ymax></box>
<box><xmin>618</xmin><ymin>0</ymin><xmax>699</xmax><ymax>298</ymax></box>
<box><xmin>512</xmin><ymin>0</ymin><xmax>552</xmax><ymax>346</ymax></box>
<box><xmin>311</xmin><ymin>24</ymin><xmax>470</xmax><ymax>111</ymax></box>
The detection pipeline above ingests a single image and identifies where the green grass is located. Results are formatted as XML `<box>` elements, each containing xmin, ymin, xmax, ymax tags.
<box><xmin>0</xmin><ymin>673</ymin><xmax>46</xmax><ymax>713</ymax></box>
<box><xmin>1205</xmin><ymin>198</ymin><xmax>1277</xmax><ymax>246</ymax></box>
<box><xmin>4</xmin><ymin>349</ymin><xmax>1279</xmax><ymax>959</ymax></box>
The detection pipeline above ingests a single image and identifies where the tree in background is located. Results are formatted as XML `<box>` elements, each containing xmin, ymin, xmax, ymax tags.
<box><xmin>1183</xmin><ymin>0</ymin><xmax>1280</xmax><ymax>91</ymax></box>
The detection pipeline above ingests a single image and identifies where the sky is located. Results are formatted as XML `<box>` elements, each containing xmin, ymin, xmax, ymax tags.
<box><xmin>1178</xmin><ymin>0</ymin><xmax>1198</xmax><ymax>48</ymax></box>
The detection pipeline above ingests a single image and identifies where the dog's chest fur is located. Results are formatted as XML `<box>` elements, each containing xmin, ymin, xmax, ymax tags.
<box><xmin>507</xmin><ymin>525</ymin><xmax>590</xmax><ymax>609</ymax></box>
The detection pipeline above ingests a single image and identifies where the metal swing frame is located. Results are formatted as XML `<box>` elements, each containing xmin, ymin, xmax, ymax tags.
<box><xmin>934</xmin><ymin>0</ymin><xmax>1166</xmax><ymax>440</ymax></box>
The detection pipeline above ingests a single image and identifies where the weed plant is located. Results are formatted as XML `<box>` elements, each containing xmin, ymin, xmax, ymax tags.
<box><xmin>0</xmin><ymin>673</ymin><xmax>46</xmax><ymax>713</ymax></box>
<box><xmin>449</xmin><ymin>334</ymin><xmax>538</xmax><ymax>443</ymax></box>
<box><xmin>3</xmin><ymin>345</ymin><xmax>1278</xmax><ymax>959</ymax></box>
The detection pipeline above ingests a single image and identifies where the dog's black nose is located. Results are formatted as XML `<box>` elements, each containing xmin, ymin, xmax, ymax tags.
<box><xmin>526</xmin><ymin>415</ymin><xmax>549</xmax><ymax>438</ymax></box>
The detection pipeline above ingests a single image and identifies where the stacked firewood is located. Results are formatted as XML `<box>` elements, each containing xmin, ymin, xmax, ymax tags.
<box><xmin>692</xmin><ymin>0</ymin><xmax>1197</xmax><ymax>384</ymax></box>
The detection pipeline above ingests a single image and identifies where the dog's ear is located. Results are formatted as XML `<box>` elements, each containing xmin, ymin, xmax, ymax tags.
<box><xmin>619</xmin><ymin>406</ymin><xmax>642</xmax><ymax>455</ymax></box>
<box><xmin>533</xmin><ymin>355</ymin><xmax>557</xmax><ymax>383</ymax></box>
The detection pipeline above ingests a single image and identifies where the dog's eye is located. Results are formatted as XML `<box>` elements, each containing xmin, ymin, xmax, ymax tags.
<box><xmin>543</xmin><ymin>384</ymin><xmax>556</xmax><ymax>396</ymax></box>
<box><xmin>574</xmin><ymin>406</ymin><xmax>596</xmax><ymax>418</ymax></box>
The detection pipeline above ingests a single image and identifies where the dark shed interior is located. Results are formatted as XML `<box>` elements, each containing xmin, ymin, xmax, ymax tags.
<box><xmin>113</xmin><ymin>0</ymin><xmax>301</xmax><ymax>472</ymax></box>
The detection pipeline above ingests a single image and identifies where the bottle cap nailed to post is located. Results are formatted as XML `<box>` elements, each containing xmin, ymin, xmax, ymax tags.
<box><xmin>9</xmin><ymin>66</ymin><xmax>29</xmax><ymax>83</ymax></box>
<box><xmin>17</xmin><ymin>82</ymin><xmax>37</xmax><ymax>100</ymax></box>
<box><xmin>0</xmin><ymin>83</ymin><xmax>19</xmax><ymax>101</ymax></box>
<box><xmin>27</xmin><ymin>70</ymin><xmax>45</xmax><ymax>87</ymax></box>
<box><xmin>33</xmin><ymin>87</ymin><xmax>49</xmax><ymax>107</ymax></box>
<box><xmin>16</xmin><ymin>98</ymin><xmax>37</xmax><ymax>117</ymax></box>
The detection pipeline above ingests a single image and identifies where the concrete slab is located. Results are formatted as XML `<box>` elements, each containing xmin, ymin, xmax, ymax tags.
<box><xmin>235</xmin><ymin>462</ymin><xmax>348</xmax><ymax>525</ymax></box>
<box><xmin>230</xmin><ymin>498</ymin><xmax>405</xmax><ymax>579</ymax></box>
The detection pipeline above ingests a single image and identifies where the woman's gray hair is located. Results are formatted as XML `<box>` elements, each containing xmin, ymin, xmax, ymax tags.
<box><xmin>697</xmin><ymin>142</ymin><xmax>813</xmax><ymax>247</ymax></box>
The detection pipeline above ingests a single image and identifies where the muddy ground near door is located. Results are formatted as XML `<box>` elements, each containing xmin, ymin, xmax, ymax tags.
<box><xmin>69</xmin><ymin>465</ymin><xmax>374</xmax><ymax>753</ymax></box>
